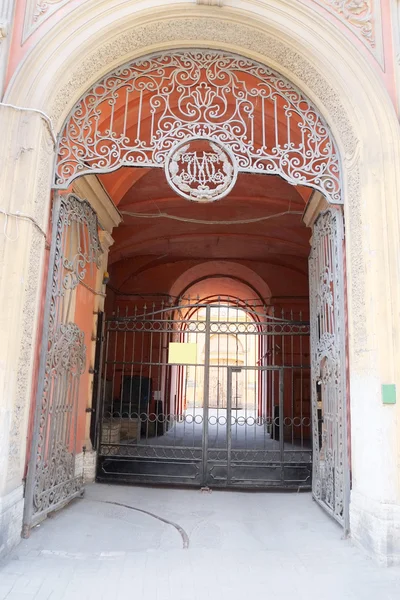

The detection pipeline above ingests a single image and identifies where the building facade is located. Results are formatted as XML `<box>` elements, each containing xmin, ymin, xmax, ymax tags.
<box><xmin>1</xmin><ymin>0</ymin><xmax>400</xmax><ymax>566</ymax></box>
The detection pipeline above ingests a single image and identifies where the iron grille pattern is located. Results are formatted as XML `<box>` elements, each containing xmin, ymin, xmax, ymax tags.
<box><xmin>96</xmin><ymin>301</ymin><xmax>312</xmax><ymax>489</ymax></box>
<box><xmin>23</xmin><ymin>194</ymin><xmax>103</xmax><ymax>534</ymax></box>
<box><xmin>55</xmin><ymin>50</ymin><xmax>341</xmax><ymax>203</ymax></box>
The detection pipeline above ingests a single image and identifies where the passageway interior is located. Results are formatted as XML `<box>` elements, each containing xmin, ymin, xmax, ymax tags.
<box><xmin>91</xmin><ymin>166</ymin><xmax>314</xmax><ymax>487</ymax></box>
<box><xmin>100</xmin><ymin>167</ymin><xmax>312</xmax><ymax>301</ymax></box>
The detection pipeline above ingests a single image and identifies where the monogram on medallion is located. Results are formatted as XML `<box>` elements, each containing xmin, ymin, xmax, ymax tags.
<box><xmin>165</xmin><ymin>137</ymin><xmax>237</xmax><ymax>202</ymax></box>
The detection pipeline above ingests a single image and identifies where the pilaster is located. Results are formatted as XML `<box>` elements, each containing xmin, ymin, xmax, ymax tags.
<box><xmin>350</xmin><ymin>492</ymin><xmax>400</xmax><ymax>566</ymax></box>
<box><xmin>71</xmin><ymin>176</ymin><xmax>119</xmax><ymax>480</ymax></box>
<box><xmin>0</xmin><ymin>104</ymin><xmax>54</xmax><ymax>556</ymax></box>
<box><xmin>0</xmin><ymin>1</ymin><xmax>16</xmax><ymax>98</ymax></box>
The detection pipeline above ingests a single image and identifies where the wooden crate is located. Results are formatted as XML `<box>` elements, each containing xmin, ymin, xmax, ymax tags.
<box><xmin>101</xmin><ymin>421</ymin><xmax>120</xmax><ymax>455</ymax></box>
<box><xmin>120</xmin><ymin>418</ymin><xmax>139</xmax><ymax>441</ymax></box>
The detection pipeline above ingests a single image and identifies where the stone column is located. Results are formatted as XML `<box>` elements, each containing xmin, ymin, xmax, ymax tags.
<box><xmin>0</xmin><ymin>0</ymin><xmax>16</xmax><ymax>99</ymax></box>
<box><xmin>72</xmin><ymin>176</ymin><xmax>121</xmax><ymax>483</ymax></box>
<box><xmin>81</xmin><ymin>231</ymin><xmax>115</xmax><ymax>483</ymax></box>
<box><xmin>0</xmin><ymin>105</ymin><xmax>54</xmax><ymax>556</ymax></box>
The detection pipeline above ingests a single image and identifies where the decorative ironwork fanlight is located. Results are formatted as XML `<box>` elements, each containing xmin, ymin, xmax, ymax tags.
<box><xmin>55</xmin><ymin>50</ymin><xmax>342</xmax><ymax>203</ymax></box>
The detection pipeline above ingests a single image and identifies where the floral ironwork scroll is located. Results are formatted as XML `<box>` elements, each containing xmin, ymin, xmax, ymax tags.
<box><xmin>55</xmin><ymin>50</ymin><xmax>342</xmax><ymax>203</ymax></box>
<box><xmin>23</xmin><ymin>194</ymin><xmax>102</xmax><ymax>533</ymax></box>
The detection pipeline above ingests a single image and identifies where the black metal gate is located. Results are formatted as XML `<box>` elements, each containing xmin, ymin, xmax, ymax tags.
<box><xmin>96</xmin><ymin>301</ymin><xmax>312</xmax><ymax>489</ymax></box>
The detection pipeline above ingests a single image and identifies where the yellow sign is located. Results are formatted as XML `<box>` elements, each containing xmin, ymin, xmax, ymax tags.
<box><xmin>168</xmin><ymin>342</ymin><xmax>197</xmax><ymax>364</ymax></box>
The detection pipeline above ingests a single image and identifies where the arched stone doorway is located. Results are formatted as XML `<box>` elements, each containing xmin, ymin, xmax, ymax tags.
<box><xmin>22</xmin><ymin>48</ymin><xmax>349</xmax><ymax>535</ymax></box>
<box><xmin>2</xmin><ymin>3</ymin><xmax>400</xmax><ymax>563</ymax></box>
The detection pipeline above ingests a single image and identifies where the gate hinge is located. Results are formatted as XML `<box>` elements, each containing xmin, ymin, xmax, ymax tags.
<box><xmin>85</xmin><ymin>407</ymin><xmax>95</xmax><ymax>413</ymax></box>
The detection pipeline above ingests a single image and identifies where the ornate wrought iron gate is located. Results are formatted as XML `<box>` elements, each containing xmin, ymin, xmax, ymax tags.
<box><xmin>309</xmin><ymin>208</ymin><xmax>349</xmax><ymax>528</ymax></box>
<box><xmin>23</xmin><ymin>193</ymin><xmax>102</xmax><ymax>535</ymax></box>
<box><xmin>96</xmin><ymin>301</ymin><xmax>312</xmax><ymax>489</ymax></box>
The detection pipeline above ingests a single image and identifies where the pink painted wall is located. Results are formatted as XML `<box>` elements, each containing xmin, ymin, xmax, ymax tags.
<box><xmin>5</xmin><ymin>0</ymin><xmax>399</xmax><ymax>112</ymax></box>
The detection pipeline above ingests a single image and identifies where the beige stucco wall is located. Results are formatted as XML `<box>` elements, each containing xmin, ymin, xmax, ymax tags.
<box><xmin>0</xmin><ymin>105</ymin><xmax>53</xmax><ymax>555</ymax></box>
<box><xmin>1</xmin><ymin>0</ymin><xmax>400</xmax><ymax>563</ymax></box>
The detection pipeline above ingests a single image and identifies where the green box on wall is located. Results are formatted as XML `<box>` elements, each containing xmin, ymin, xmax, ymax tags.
<box><xmin>382</xmin><ymin>384</ymin><xmax>396</xmax><ymax>405</ymax></box>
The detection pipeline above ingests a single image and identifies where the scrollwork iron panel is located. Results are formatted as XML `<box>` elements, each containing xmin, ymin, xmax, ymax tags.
<box><xmin>23</xmin><ymin>194</ymin><xmax>102</xmax><ymax>534</ymax></box>
<box><xmin>309</xmin><ymin>208</ymin><xmax>349</xmax><ymax>529</ymax></box>
<box><xmin>55</xmin><ymin>50</ymin><xmax>341</xmax><ymax>203</ymax></box>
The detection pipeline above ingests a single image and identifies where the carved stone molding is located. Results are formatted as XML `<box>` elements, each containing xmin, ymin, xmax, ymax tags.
<box><xmin>34</xmin><ymin>0</ymin><xmax>65</xmax><ymax>19</ymax></box>
<box><xmin>48</xmin><ymin>18</ymin><xmax>358</xmax><ymax>157</ymax></box>
<box><xmin>0</xmin><ymin>23</ymin><xmax>7</xmax><ymax>40</ymax></box>
<box><xmin>0</xmin><ymin>0</ymin><xmax>15</xmax><ymax>97</ymax></box>
<box><xmin>99</xmin><ymin>230</ymin><xmax>115</xmax><ymax>253</ymax></box>
<box><xmin>8</xmin><ymin>124</ymin><xmax>54</xmax><ymax>484</ymax></box>
<box><xmin>322</xmin><ymin>0</ymin><xmax>374</xmax><ymax>43</ymax></box>
<box><xmin>197</xmin><ymin>0</ymin><xmax>223</xmax><ymax>5</ymax></box>
<box><xmin>0</xmin><ymin>0</ymin><xmax>15</xmax><ymax>25</ymax></box>
<box><xmin>392</xmin><ymin>0</ymin><xmax>400</xmax><ymax>113</ymax></box>
<box><xmin>311</xmin><ymin>0</ymin><xmax>383</xmax><ymax>64</ymax></box>
<box><xmin>23</xmin><ymin>0</ymin><xmax>69</xmax><ymax>41</ymax></box>
<box><xmin>72</xmin><ymin>175</ymin><xmax>121</xmax><ymax>233</ymax></box>
<box><xmin>7</xmin><ymin>231</ymin><xmax>44</xmax><ymax>483</ymax></box>
<box><xmin>22</xmin><ymin>1</ymin><xmax>382</xmax><ymax>65</ymax></box>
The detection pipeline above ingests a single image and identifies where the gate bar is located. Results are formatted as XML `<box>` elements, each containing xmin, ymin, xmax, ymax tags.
<box><xmin>93</xmin><ymin>312</ymin><xmax>106</xmax><ymax>452</ymax></box>
<box><xmin>279</xmin><ymin>368</ymin><xmax>284</xmax><ymax>483</ymax></box>
<box><xmin>201</xmin><ymin>305</ymin><xmax>211</xmax><ymax>485</ymax></box>
<box><xmin>227</xmin><ymin>367</ymin><xmax>233</xmax><ymax>485</ymax></box>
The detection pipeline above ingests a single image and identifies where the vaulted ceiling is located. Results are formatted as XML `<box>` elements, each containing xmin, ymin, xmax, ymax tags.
<box><xmin>98</xmin><ymin>167</ymin><xmax>312</xmax><ymax>302</ymax></box>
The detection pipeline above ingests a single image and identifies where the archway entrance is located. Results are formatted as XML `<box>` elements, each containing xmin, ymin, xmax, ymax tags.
<box><xmin>23</xmin><ymin>49</ymin><xmax>349</xmax><ymax>535</ymax></box>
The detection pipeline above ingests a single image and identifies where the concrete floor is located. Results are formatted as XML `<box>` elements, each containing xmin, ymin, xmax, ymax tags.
<box><xmin>1</xmin><ymin>484</ymin><xmax>400</xmax><ymax>600</ymax></box>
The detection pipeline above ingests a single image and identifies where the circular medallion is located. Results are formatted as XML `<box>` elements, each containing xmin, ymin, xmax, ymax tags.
<box><xmin>165</xmin><ymin>137</ymin><xmax>238</xmax><ymax>202</ymax></box>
